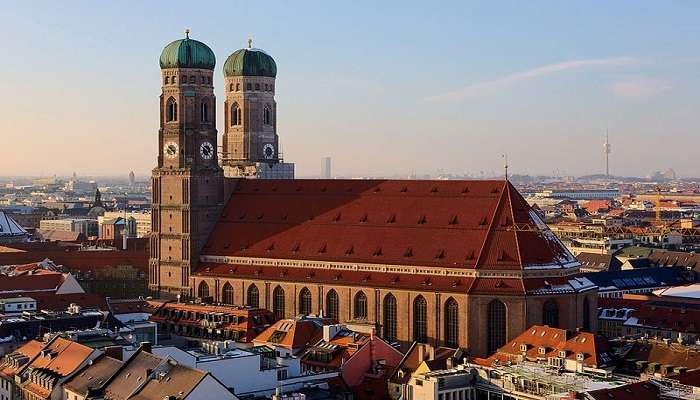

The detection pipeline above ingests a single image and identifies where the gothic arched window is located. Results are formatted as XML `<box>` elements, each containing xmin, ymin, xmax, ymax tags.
<box><xmin>383</xmin><ymin>293</ymin><xmax>397</xmax><ymax>342</ymax></box>
<box><xmin>487</xmin><ymin>300</ymin><xmax>507</xmax><ymax>354</ymax></box>
<box><xmin>236</xmin><ymin>83</ymin><xmax>240</xmax><ymax>91</ymax></box>
<box><xmin>543</xmin><ymin>299</ymin><xmax>559</xmax><ymax>328</ymax></box>
<box><xmin>326</xmin><ymin>290</ymin><xmax>339</xmax><ymax>320</ymax></box>
<box><xmin>413</xmin><ymin>295</ymin><xmax>427</xmax><ymax>343</ymax></box>
<box><xmin>444</xmin><ymin>297</ymin><xmax>459</xmax><ymax>348</ymax></box>
<box><xmin>231</xmin><ymin>103</ymin><xmax>241</xmax><ymax>126</ymax></box>
<box><xmin>200</xmin><ymin>101</ymin><xmax>209</xmax><ymax>123</ymax></box>
<box><xmin>273</xmin><ymin>286</ymin><xmax>285</xmax><ymax>320</ymax></box>
<box><xmin>354</xmin><ymin>291</ymin><xmax>367</xmax><ymax>320</ymax></box>
<box><xmin>582</xmin><ymin>298</ymin><xmax>591</xmax><ymax>332</ymax></box>
<box><xmin>181</xmin><ymin>75</ymin><xmax>187</xmax><ymax>83</ymax></box>
<box><xmin>189</xmin><ymin>76</ymin><xmax>195</xmax><ymax>84</ymax></box>
<box><xmin>299</xmin><ymin>287</ymin><xmax>312</xmax><ymax>315</ymax></box>
<box><xmin>166</xmin><ymin>97</ymin><xmax>177</xmax><ymax>122</ymax></box>
<box><xmin>172</xmin><ymin>76</ymin><xmax>177</xmax><ymax>84</ymax></box>
<box><xmin>221</xmin><ymin>283</ymin><xmax>234</xmax><ymax>305</ymax></box>
<box><xmin>247</xmin><ymin>284</ymin><xmax>259</xmax><ymax>308</ymax></box>
<box><xmin>164</xmin><ymin>76</ymin><xmax>169</xmax><ymax>85</ymax></box>
<box><xmin>264</xmin><ymin>104</ymin><xmax>272</xmax><ymax>125</ymax></box>
<box><xmin>229</xmin><ymin>83</ymin><xmax>234</xmax><ymax>92</ymax></box>
<box><xmin>197</xmin><ymin>281</ymin><xmax>209</xmax><ymax>299</ymax></box>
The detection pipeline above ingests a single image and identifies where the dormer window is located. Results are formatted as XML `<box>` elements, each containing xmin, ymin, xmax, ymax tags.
<box><xmin>538</xmin><ymin>347</ymin><xmax>546</xmax><ymax>355</ymax></box>
<box><xmin>559</xmin><ymin>350</ymin><xmax>567</xmax><ymax>358</ymax></box>
<box><xmin>519</xmin><ymin>344</ymin><xmax>528</xmax><ymax>352</ymax></box>
<box><xmin>576</xmin><ymin>353</ymin><xmax>585</xmax><ymax>361</ymax></box>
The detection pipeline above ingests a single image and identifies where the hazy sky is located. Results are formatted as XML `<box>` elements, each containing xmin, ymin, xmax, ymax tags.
<box><xmin>1</xmin><ymin>1</ymin><xmax>699</xmax><ymax>178</ymax></box>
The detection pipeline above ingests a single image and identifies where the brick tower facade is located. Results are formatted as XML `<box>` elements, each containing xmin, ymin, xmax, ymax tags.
<box><xmin>220</xmin><ymin>43</ymin><xmax>294</xmax><ymax>179</ymax></box>
<box><xmin>149</xmin><ymin>33</ymin><xmax>224</xmax><ymax>297</ymax></box>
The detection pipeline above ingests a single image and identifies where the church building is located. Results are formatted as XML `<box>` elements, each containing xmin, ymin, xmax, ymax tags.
<box><xmin>149</xmin><ymin>32</ymin><xmax>598</xmax><ymax>357</ymax></box>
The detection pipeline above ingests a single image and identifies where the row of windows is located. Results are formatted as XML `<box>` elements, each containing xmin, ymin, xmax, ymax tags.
<box><xmin>165</xmin><ymin>98</ymin><xmax>211</xmax><ymax>123</ymax></box>
<box><xmin>164</xmin><ymin>75</ymin><xmax>212</xmax><ymax>85</ymax></box>
<box><xmin>229</xmin><ymin>103</ymin><xmax>272</xmax><ymax>126</ymax></box>
<box><xmin>229</xmin><ymin>82</ymin><xmax>274</xmax><ymax>92</ymax></box>
<box><xmin>196</xmin><ymin>281</ymin><xmax>583</xmax><ymax>352</ymax></box>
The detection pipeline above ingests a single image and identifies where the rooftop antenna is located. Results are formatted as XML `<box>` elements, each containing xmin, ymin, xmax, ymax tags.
<box><xmin>502</xmin><ymin>154</ymin><xmax>509</xmax><ymax>181</ymax></box>
<box><xmin>184</xmin><ymin>28</ymin><xmax>190</xmax><ymax>39</ymax></box>
<box><xmin>248</xmin><ymin>37</ymin><xmax>253</xmax><ymax>49</ymax></box>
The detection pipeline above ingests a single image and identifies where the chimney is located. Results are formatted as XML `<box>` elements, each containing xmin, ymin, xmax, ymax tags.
<box><xmin>104</xmin><ymin>346</ymin><xmax>123</xmax><ymax>361</ymax></box>
<box><xmin>139</xmin><ymin>341</ymin><xmax>152</xmax><ymax>353</ymax></box>
<box><xmin>446</xmin><ymin>357</ymin><xmax>454</xmax><ymax>369</ymax></box>
<box><xmin>323</xmin><ymin>324</ymin><xmax>343</xmax><ymax>342</ymax></box>
<box><xmin>417</xmin><ymin>344</ymin><xmax>425</xmax><ymax>362</ymax></box>
<box><xmin>428</xmin><ymin>346</ymin><xmax>435</xmax><ymax>360</ymax></box>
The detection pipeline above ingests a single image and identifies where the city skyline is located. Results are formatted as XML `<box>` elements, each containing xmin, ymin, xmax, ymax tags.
<box><xmin>1</xmin><ymin>1</ymin><xmax>699</xmax><ymax>178</ymax></box>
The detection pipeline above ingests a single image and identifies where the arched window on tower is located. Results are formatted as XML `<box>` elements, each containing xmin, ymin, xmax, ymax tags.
<box><xmin>326</xmin><ymin>290</ymin><xmax>339</xmax><ymax>320</ymax></box>
<box><xmin>200</xmin><ymin>101</ymin><xmax>209</xmax><ymax>123</ymax></box>
<box><xmin>166</xmin><ymin>97</ymin><xmax>177</xmax><ymax>122</ymax></box>
<box><xmin>299</xmin><ymin>287</ymin><xmax>312</xmax><ymax>315</ymax></box>
<box><xmin>543</xmin><ymin>299</ymin><xmax>559</xmax><ymax>328</ymax></box>
<box><xmin>247</xmin><ymin>284</ymin><xmax>259</xmax><ymax>308</ymax></box>
<box><xmin>164</xmin><ymin>76</ymin><xmax>169</xmax><ymax>85</ymax></box>
<box><xmin>383</xmin><ymin>293</ymin><xmax>397</xmax><ymax>342</ymax></box>
<box><xmin>487</xmin><ymin>300</ymin><xmax>507</xmax><ymax>354</ymax></box>
<box><xmin>221</xmin><ymin>283</ymin><xmax>234</xmax><ymax>305</ymax></box>
<box><xmin>273</xmin><ymin>286</ymin><xmax>285</xmax><ymax>319</ymax></box>
<box><xmin>172</xmin><ymin>76</ymin><xmax>177</xmax><ymax>84</ymax></box>
<box><xmin>582</xmin><ymin>298</ymin><xmax>591</xmax><ymax>332</ymax></box>
<box><xmin>231</xmin><ymin>103</ymin><xmax>241</xmax><ymax>126</ymax></box>
<box><xmin>189</xmin><ymin>76</ymin><xmax>196</xmax><ymax>84</ymax></box>
<box><xmin>197</xmin><ymin>281</ymin><xmax>209</xmax><ymax>299</ymax></box>
<box><xmin>236</xmin><ymin>83</ymin><xmax>240</xmax><ymax>91</ymax></box>
<box><xmin>413</xmin><ymin>295</ymin><xmax>427</xmax><ymax>343</ymax></box>
<box><xmin>444</xmin><ymin>297</ymin><xmax>459</xmax><ymax>348</ymax></box>
<box><xmin>263</xmin><ymin>104</ymin><xmax>272</xmax><ymax>125</ymax></box>
<box><xmin>229</xmin><ymin>83</ymin><xmax>234</xmax><ymax>92</ymax></box>
<box><xmin>181</xmin><ymin>75</ymin><xmax>187</xmax><ymax>83</ymax></box>
<box><xmin>354</xmin><ymin>291</ymin><xmax>367</xmax><ymax>320</ymax></box>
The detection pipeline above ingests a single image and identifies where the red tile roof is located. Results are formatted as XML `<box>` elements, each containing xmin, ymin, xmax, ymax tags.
<box><xmin>0</xmin><ymin>250</ymin><xmax>148</xmax><ymax>273</ymax></box>
<box><xmin>199</xmin><ymin>180</ymin><xmax>577</xmax><ymax>272</ymax></box>
<box><xmin>486</xmin><ymin>325</ymin><xmax>612</xmax><ymax>368</ymax></box>
<box><xmin>586</xmin><ymin>381</ymin><xmax>659</xmax><ymax>400</ymax></box>
<box><xmin>0</xmin><ymin>271</ymin><xmax>65</xmax><ymax>293</ymax></box>
<box><xmin>253</xmin><ymin>318</ymin><xmax>327</xmax><ymax>352</ymax></box>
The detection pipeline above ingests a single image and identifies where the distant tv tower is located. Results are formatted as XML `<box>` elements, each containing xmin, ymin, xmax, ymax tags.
<box><xmin>603</xmin><ymin>131</ymin><xmax>611</xmax><ymax>177</ymax></box>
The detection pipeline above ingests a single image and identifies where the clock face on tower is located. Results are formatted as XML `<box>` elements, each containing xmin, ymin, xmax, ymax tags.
<box><xmin>263</xmin><ymin>143</ymin><xmax>275</xmax><ymax>159</ymax></box>
<box><xmin>199</xmin><ymin>141</ymin><xmax>214</xmax><ymax>160</ymax></box>
<box><xmin>164</xmin><ymin>142</ymin><xmax>178</xmax><ymax>159</ymax></box>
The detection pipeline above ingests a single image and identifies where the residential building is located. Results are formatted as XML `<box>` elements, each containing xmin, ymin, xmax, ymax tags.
<box><xmin>0</xmin><ymin>340</ymin><xmax>43</xmax><ymax>400</ymax></box>
<box><xmin>123</xmin><ymin>342</ymin><xmax>338</xmax><ymax>398</ymax></box>
<box><xmin>253</xmin><ymin>316</ymin><xmax>328</xmax><ymax>356</ymax></box>
<box><xmin>39</xmin><ymin>218</ymin><xmax>98</xmax><ymax>238</ymax></box>
<box><xmin>478</xmin><ymin>325</ymin><xmax>614</xmax><ymax>376</ymax></box>
<box><xmin>15</xmin><ymin>336</ymin><xmax>101</xmax><ymax>400</ymax></box>
<box><xmin>300</xmin><ymin>324</ymin><xmax>403</xmax><ymax>398</ymax></box>
<box><xmin>148</xmin><ymin>301</ymin><xmax>275</xmax><ymax>343</ymax></box>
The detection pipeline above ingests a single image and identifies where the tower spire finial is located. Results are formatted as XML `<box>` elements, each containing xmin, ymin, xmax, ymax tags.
<box><xmin>503</xmin><ymin>154</ymin><xmax>509</xmax><ymax>181</ymax></box>
<box><xmin>248</xmin><ymin>37</ymin><xmax>253</xmax><ymax>49</ymax></box>
<box><xmin>184</xmin><ymin>28</ymin><xmax>190</xmax><ymax>39</ymax></box>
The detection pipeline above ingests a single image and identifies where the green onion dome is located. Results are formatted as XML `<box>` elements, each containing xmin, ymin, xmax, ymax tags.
<box><xmin>160</xmin><ymin>32</ymin><xmax>216</xmax><ymax>70</ymax></box>
<box><xmin>223</xmin><ymin>46</ymin><xmax>277</xmax><ymax>78</ymax></box>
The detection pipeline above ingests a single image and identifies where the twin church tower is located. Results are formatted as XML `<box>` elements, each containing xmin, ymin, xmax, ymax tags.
<box><xmin>150</xmin><ymin>32</ymin><xmax>293</xmax><ymax>296</ymax></box>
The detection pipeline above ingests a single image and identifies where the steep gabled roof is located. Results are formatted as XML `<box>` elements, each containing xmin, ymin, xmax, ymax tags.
<box><xmin>197</xmin><ymin>180</ymin><xmax>579</xmax><ymax>288</ymax></box>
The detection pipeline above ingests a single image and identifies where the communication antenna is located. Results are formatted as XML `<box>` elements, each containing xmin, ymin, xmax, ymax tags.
<box><xmin>604</xmin><ymin>130</ymin><xmax>611</xmax><ymax>177</ymax></box>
